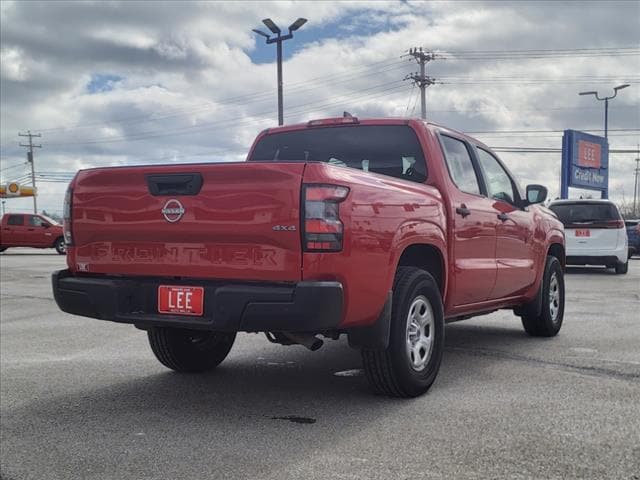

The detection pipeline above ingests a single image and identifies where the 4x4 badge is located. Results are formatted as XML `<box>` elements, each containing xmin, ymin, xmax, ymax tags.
<box><xmin>162</xmin><ymin>199</ymin><xmax>185</xmax><ymax>223</ymax></box>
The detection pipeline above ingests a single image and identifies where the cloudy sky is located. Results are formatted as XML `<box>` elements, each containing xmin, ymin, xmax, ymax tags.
<box><xmin>1</xmin><ymin>0</ymin><xmax>639</xmax><ymax>216</ymax></box>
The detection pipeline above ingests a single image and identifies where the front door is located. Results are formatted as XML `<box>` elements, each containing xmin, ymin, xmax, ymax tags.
<box><xmin>439</xmin><ymin>134</ymin><xmax>498</xmax><ymax>307</ymax></box>
<box><xmin>475</xmin><ymin>147</ymin><xmax>537</xmax><ymax>299</ymax></box>
<box><xmin>25</xmin><ymin>215</ymin><xmax>50</xmax><ymax>246</ymax></box>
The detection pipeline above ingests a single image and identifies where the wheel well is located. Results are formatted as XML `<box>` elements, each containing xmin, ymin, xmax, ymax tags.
<box><xmin>397</xmin><ymin>244</ymin><xmax>444</xmax><ymax>294</ymax></box>
<box><xmin>53</xmin><ymin>236</ymin><xmax>64</xmax><ymax>246</ymax></box>
<box><xmin>547</xmin><ymin>243</ymin><xmax>565</xmax><ymax>269</ymax></box>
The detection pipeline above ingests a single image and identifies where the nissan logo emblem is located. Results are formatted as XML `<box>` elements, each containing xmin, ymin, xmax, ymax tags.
<box><xmin>162</xmin><ymin>199</ymin><xmax>185</xmax><ymax>223</ymax></box>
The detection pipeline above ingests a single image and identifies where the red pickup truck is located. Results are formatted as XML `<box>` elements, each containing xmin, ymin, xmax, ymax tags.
<box><xmin>1</xmin><ymin>213</ymin><xmax>66</xmax><ymax>254</ymax></box>
<box><xmin>52</xmin><ymin>117</ymin><xmax>565</xmax><ymax>397</ymax></box>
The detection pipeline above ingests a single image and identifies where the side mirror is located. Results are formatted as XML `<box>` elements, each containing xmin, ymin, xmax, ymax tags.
<box><xmin>42</xmin><ymin>223</ymin><xmax>51</xmax><ymax>228</ymax></box>
<box><xmin>524</xmin><ymin>184</ymin><xmax>547</xmax><ymax>206</ymax></box>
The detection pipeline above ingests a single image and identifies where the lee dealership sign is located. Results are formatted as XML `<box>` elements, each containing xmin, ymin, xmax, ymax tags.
<box><xmin>561</xmin><ymin>130</ymin><xmax>609</xmax><ymax>198</ymax></box>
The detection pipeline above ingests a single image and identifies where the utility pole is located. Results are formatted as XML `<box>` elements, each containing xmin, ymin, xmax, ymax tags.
<box><xmin>634</xmin><ymin>146</ymin><xmax>640</xmax><ymax>217</ymax></box>
<box><xmin>405</xmin><ymin>48</ymin><xmax>439</xmax><ymax>120</ymax></box>
<box><xmin>18</xmin><ymin>131</ymin><xmax>41</xmax><ymax>214</ymax></box>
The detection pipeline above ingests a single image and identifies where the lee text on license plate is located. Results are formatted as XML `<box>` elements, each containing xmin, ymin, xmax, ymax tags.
<box><xmin>158</xmin><ymin>285</ymin><xmax>204</xmax><ymax>316</ymax></box>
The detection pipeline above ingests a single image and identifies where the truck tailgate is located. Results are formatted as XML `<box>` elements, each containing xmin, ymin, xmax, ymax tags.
<box><xmin>69</xmin><ymin>162</ymin><xmax>304</xmax><ymax>282</ymax></box>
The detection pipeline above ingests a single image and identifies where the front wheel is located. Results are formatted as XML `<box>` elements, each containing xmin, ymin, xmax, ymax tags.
<box><xmin>361</xmin><ymin>267</ymin><xmax>444</xmax><ymax>398</ymax></box>
<box><xmin>521</xmin><ymin>256</ymin><xmax>565</xmax><ymax>337</ymax></box>
<box><xmin>148</xmin><ymin>328</ymin><xmax>236</xmax><ymax>373</ymax></box>
<box><xmin>54</xmin><ymin>237</ymin><xmax>66</xmax><ymax>255</ymax></box>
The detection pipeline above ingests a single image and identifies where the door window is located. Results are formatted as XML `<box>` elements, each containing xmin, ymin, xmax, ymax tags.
<box><xmin>440</xmin><ymin>135</ymin><xmax>481</xmax><ymax>195</ymax></box>
<box><xmin>7</xmin><ymin>215</ymin><xmax>24</xmax><ymax>226</ymax></box>
<box><xmin>475</xmin><ymin>148</ymin><xmax>517</xmax><ymax>205</ymax></box>
<box><xmin>28</xmin><ymin>215</ymin><xmax>45</xmax><ymax>227</ymax></box>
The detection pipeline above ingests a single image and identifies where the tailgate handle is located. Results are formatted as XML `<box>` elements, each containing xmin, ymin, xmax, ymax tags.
<box><xmin>145</xmin><ymin>173</ymin><xmax>203</xmax><ymax>196</ymax></box>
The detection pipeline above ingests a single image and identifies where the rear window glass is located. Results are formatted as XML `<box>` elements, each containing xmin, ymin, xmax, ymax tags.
<box><xmin>549</xmin><ymin>203</ymin><xmax>620</xmax><ymax>225</ymax></box>
<box><xmin>249</xmin><ymin>125</ymin><xmax>427</xmax><ymax>183</ymax></box>
<box><xmin>7</xmin><ymin>215</ymin><xmax>23</xmax><ymax>226</ymax></box>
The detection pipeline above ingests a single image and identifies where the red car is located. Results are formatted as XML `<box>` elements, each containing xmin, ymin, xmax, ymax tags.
<box><xmin>1</xmin><ymin>213</ymin><xmax>66</xmax><ymax>254</ymax></box>
<box><xmin>52</xmin><ymin>117</ymin><xmax>565</xmax><ymax>397</ymax></box>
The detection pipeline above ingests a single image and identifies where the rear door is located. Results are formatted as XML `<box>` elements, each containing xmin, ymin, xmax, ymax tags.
<box><xmin>2</xmin><ymin>214</ymin><xmax>26</xmax><ymax>245</ymax></box>
<box><xmin>71</xmin><ymin>163</ymin><xmax>305</xmax><ymax>282</ymax></box>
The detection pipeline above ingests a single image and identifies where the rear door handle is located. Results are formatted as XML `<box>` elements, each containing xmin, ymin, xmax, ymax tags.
<box><xmin>497</xmin><ymin>212</ymin><xmax>509</xmax><ymax>222</ymax></box>
<box><xmin>456</xmin><ymin>205</ymin><xmax>471</xmax><ymax>218</ymax></box>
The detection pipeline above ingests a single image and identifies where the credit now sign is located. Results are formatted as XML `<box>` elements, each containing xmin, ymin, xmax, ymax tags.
<box><xmin>561</xmin><ymin>130</ymin><xmax>609</xmax><ymax>199</ymax></box>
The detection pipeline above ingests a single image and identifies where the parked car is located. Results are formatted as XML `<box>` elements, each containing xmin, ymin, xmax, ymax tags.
<box><xmin>0</xmin><ymin>213</ymin><xmax>66</xmax><ymax>254</ymax></box>
<box><xmin>52</xmin><ymin>117</ymin><xmax>565</xmax><ymax>397</ymax></box>
<box><xmin>625</xmin><ymin>219</ymin><xmax>640</xmax><ymax>258</ymax></box>
<box><xmin>548</xmin><ymin>199</ymin><xmax>628</xmax><ymax>274</ymax></box>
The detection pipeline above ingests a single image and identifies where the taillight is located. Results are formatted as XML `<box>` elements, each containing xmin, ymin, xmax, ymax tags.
<box><xmin>303</xmin><ymin>184</ymin><xmax>349</xmax><ymax>252</ymax></box>
<box><xmin>63</xmin><ymin>186</ymin><xmax>73</xmax><ymax>245</ymax></box>
<box><xmin>605</xmin><ymin>219</ymin><xmax>624</xmax><ymax>229</ymax></box>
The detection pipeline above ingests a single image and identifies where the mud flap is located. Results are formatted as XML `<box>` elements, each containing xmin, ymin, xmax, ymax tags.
<box><xmin>347</xmin><ymin>291</ymin><xmax>392</xmax><ymax>349</ymax></box>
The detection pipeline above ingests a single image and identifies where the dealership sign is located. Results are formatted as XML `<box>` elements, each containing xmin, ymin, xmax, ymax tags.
<box><xmin>561</xmin><ymin>129</ymin><xmax>609</xmax><ymax>199</ymax></box>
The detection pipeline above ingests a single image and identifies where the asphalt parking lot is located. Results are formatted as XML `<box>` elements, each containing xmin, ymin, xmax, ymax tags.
<box><xmin>1</xmin><ymin>251</ymin><xmax>639</xmax><ymax>480</ymax></box>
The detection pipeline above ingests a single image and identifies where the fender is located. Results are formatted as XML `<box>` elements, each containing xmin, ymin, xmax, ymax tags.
<box><xmin>517</xmin><ymin>228</ymin><xmax>565</xmax><ymax>317</ymax></box>
<box><xmin>387</xmin><ymin>219</ymin><xmax>447</xmax><ymax>292</ymax></box>
<box><xmin>348</xmin><ymin>220</ymin><xmax>447</xmax><ymax>350</ymax></box>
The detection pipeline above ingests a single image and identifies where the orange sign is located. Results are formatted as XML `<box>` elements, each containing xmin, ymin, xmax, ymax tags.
<box><xmin>577</xmin><ymin>140</ymin><xmax>601</xmax><ymax>169</ymax></box>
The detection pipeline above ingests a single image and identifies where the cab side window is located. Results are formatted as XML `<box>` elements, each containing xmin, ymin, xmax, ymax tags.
<box><xmin>7</xmin><ymin>215</ymin><xmax>24</xmax><ymax>226</ymax></box>
<box><xmin>440</xmin><ymin>135</ymin><xmax>481</xmax><ymax>195</ymax></box>
<box><xmin>475</xmin><ymin>148</ymin><xmax>517</xmax><ymax>205</ymax></box>
<box><xmin>29</xmin><ymin>216</ymin><xmax>45</xmax><ymax>227</ymax></box>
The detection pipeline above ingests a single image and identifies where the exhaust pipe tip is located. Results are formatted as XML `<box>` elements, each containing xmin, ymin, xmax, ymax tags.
<box><xmin>309</xmin><ymin>338</ymin><xmax>324</xmax><ymax>351</ymax></box>
<box><xmin>282</xmin><ymin>332</ymin><xmax>324</xmax><ymax>351</ymax></box>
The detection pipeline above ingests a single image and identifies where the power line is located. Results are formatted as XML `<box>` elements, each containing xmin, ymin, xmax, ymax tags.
<box><xmin>44</xmin><ymin>81</ymin><xmax>409</xmax><ymax>147</ymax></box>
<box><xmin>33</xmin><ymin>57</ymin><xmax>410</xmax><ymax>134</ymax></box>
<box><xmin>27</xmin><ymin>46</ymin><xmax>638</xmax><ymax>136</ymax></box>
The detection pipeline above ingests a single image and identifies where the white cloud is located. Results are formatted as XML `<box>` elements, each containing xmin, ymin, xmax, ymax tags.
<box><xmin>0</xmin><ymin>0</ymin><xmax>639</xmax><ymax>215</ymax></box>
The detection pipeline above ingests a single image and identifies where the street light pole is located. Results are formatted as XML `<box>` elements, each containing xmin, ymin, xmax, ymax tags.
<box><xmin>634</xmin><ymin>154</ymin><xmax>640</xmax><ymax>217</ymax></box>
<box><xmin>253</xmin><ymin>17</ymin><xmax>307</xmax><ymax>126</ymax></box>
<box><xmin>276</xmin><ymin>38</ymin><xmax>283</xmax><ymax>126</ymax></box>
<box><xmin>578</xmin><ymin>84</ymin><xmax>630</xmax><ymax>140</ymax></box>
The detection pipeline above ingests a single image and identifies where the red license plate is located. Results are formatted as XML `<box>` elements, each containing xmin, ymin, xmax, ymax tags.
<box><xmin>158</xmin><ymin>285</ymin><xmax>204</xmax><ymax>316</ymax></box>
<box><xmin>575</xmin><ymin>229</ymin><xmax>591</xmax><ymax>237</ymax></box>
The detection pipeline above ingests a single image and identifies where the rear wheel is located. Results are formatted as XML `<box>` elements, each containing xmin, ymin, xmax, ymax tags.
<box><xmin>521</xmin><ymin>256</ymin><xmax>564</xmax><ymax>337</ymax></box>
<box><xmin>148</xmin><ymin>328</ymin><xmax>236</xmax><ymax>373</ymax></box>
<box><xmin>615</xmin><ymin>261</ymin><xmax>628</xmax><ymax>274</ymax></box>
<box><xmin>54</xmin><ymin>237</ymin><xmax>66</xmax><ymax>255</ymax></box>
<box><xmin>361</xmin><ymin>267</ymin><xmax>444</xmax><ymax>398</ymax></box>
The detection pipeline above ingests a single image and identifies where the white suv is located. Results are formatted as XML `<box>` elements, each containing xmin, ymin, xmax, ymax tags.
<box><xmin>548</xmin><ymin>199</ymin><xmax>628</xmax><ymax>274</ymax></box>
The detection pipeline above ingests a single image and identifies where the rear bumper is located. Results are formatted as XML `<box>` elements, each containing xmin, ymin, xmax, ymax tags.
<box><xmin>566</xmin><ymin>255</ymin><xmax>624</xmax><ymax>267</ymax></box>
<box><xmin>52</xmin><ymin>269</ymin><xmax>343</xmax><ymax>332</ymax></box>
<box><xmin>566</xmin><ymin>245</ymin><xmax>627</xmax><ymax>264</ymax></box>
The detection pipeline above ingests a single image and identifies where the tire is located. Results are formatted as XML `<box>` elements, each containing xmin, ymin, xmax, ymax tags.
<box><xmin>54</xmin><ymin>237</ymin><xmax>66</xmax><ymax>255</ymax></box>
<box><xmin>147</xmin><ymin>327</ymin><xmax>236</xmax><ymax>373</ymax></box>
<box><xmin>521</xmin><ymin>256</ymin><xmax>564</xmax><ymax>337</ymax></box>
<box><xmin>361</xmin><ymin>267</ymin><xmax>445</xmax><ymax>398</ymax></box>
<box><xmin>615</xmin><ymin>261</ymin><xmax>628</xmax><ymax>274</ymax></box>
